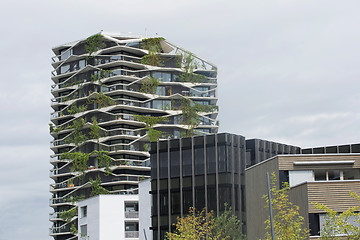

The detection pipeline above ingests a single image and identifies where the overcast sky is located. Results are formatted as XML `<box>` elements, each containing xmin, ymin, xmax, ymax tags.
<box><xmin>1</xmin><ymin>0</ymin><xmax>360</xmax><ymax>239</ymax></box>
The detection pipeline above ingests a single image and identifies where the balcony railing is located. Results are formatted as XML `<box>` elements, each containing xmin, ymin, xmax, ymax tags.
<box><xmin>125</xmin><ymin>231</ymin><xmax>139</xmax><ymax>238</ymax></box>
<box><xmin>125</xmin><ymin>211</ymin><xmax>139</xmax><ymax>218</ymax></box>
<box><xmin>49</xmin><ymin>224</ymin><xmax>71</xmax><ymax>234</ymax></box>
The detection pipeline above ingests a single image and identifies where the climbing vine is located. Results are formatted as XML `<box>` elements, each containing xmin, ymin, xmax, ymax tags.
<box><xmin>85</xmin><ymin>34</ymin><xmax>106</xmax><ymax>59</ymax></box>
<box><xmin>140</xmin><ymin>37</ymin><xmax>164</xmax><ymax>66</ymax></box>
<box><xmin>140</xmin><ymin>76</ymin><xmax>160</xmax><ymax>94</ymax></box>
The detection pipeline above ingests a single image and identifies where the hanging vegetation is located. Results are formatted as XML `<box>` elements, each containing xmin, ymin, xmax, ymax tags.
<box><xmin>140</xmin><ymin>37</ymin><xmax>164</xmax><ymax>66</ymax></box>
<box><xmin>92</xmin><ymin>150</ymin><xmax>112</xmax><ymax>175</ymax></box>
<box><xmin>89</xmin><ymin>116</ymin><xmax>100</xmax><ymax>141</ymax></box>
<box><xmin>85</xmin><ymin>34</ymin><xmax>106</xmax><ymax>59</ymax></box>
<box><xmin>61</xmin><ymin>152</ymin><xmax>90</xmax><ymax>176</ymax></box>
<box><xmin>87</xmin><ymin>92</ymin><xmax>116</xmax><ymax>108</ymax></box>
<box><xmin>90</xmin><ymin>69</ymin><xmax>111</xmax><ymax>84</ymax></box>
<box><xmin>140</xmin><ymin>76</ymin><xmax>160</xmax><ymax>94</ymax></box>
<box><xmin>64</xmin><ymin>118</ymin><xmax>88</xmax><ymax>146</ymax></box>
<box><xmin>66</xmin><ymin>104</ymin><xmax>88</xmax><ymax>115</ymax></box>
<box><xmin>90</xmin><ymin>176</ymin><xmax>111</xmax><ymax>196</ymax></box>
<box><xmin>59</xmin><ymin>207</ymin><xmax>78</xmax><ymax>223</ymax></box>
<box><xmin>179</xmin><ymin>98</ymin><xmax>218</xmax><ymax>137</ymax></box>
<box><xmin>178</xmin><ymin>52</ymin><xmax>206</xmax><ymax>83</ymax></box>
<box><xmin>134</xmin><ymin>115</ymin><xmax>168</xmax><ymax>142</ymax></box>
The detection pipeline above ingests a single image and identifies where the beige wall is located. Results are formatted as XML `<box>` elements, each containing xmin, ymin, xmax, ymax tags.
<box><xmin>245</xmin><ymin>157</ymin><xmax>279</xmax><ymax>240</ymax></box>
<box><xmin>278</xmin><ymin>154</ymin><xmax>360</xmax><ymax>171</ymax></box>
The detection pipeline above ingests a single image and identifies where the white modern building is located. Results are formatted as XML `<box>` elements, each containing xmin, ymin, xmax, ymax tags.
<box><xmin>78</xmin><ymin>195</ymin><xmax>139</xmax><ymax>240</ymax></box>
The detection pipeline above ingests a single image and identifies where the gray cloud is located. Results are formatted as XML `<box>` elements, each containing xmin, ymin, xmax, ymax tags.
<box><xmin>1</xmin><ymin>0</ymin><xmax>360</xmax><ymax>239</ymax></box>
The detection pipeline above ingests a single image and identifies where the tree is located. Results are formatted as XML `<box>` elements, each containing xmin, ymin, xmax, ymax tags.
<box><xmin>213</xmin><ymin>204</ymin><xmax>246</xmax><ymax>240</ymax></box>
<box><xmin>263</xmin><ymin>173</ymin><xmax>309</xmax><ymax>240</ymax></box>
<box><xmin>166</xmin><ymin>207</ymin><xmax>223</xmax><ymax>240</ymax></box>
<box><xmin>166</xmin><ymin>206</ymin><xmax>245</xmax><ymax>240</ymax></box>
<box><xmin>313</xmin><ymin>191</ymin><xmax>360</xmax><ymax>240</ymax></box>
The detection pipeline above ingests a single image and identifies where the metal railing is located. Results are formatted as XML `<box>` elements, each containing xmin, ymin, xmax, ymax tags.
<box><xmin>125</xmin><ymin>211</ymin><xmax>139</xmax><ymax>218</ymax></box>
<box><xmin>125</xmin><ymin>231</ymin><xmax>139</xmax><ymax>238</ymax></box>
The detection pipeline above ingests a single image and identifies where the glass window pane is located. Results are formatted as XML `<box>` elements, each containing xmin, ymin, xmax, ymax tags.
<box><xmin>328</xmin><ymin>170</ymin><xmax>340</xmax><ymax>180</ymax></box>
<box><xmin>182</xmin><ymin>149</ymin><xmax>192</xmax><ymax>176</ymax></box>
<box><xmin>314</xmin><ymin>170</ymin><xmax>326</xmax><ymax>181</ymax></box>
<box><xmin>344</xmin><ymin>169</ymin><xmax>360</xmax><ymax>180</ymax></box>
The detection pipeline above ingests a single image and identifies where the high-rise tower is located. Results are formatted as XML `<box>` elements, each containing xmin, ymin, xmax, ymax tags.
<box><xmin>49</xmin><ymin>32</ymin><xmax>218</xmax><ymax>240</ymax></box>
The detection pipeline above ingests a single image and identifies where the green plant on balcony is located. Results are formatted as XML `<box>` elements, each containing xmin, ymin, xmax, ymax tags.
<box><xmin>61</xmin><ymin>152</ymin><xmax>90</xmax><ymax>177</ymax></box>
<box><xmin>179</xmin><ymin>98</ymin><xmax>218</xmax><ymax>137</ymax></box>
<box><xmin>49</xmin><ymin>123</ymin><xmax>55</xmax><ymax>133</ymax></box>
<box><xmin>87</xmin><ymin>92</ymin><xmax>116</xmax><ymax>108</ymax></box>
<box><xmin>64</xmin><ymin>118</ymin><xmax>88</xmax><ymax>146</ymax></box>
<box><xmin>177</xmin><ymin>52</ymin><xmax>206</xmax><ymax>83</ymax></box>
<box><xmin>92</xmin><ymin>150</ymin><xmax>112</xmax><ymax>175</ymax></box>
<box><xmin>148</xmin><ymin>128</ymin><xmax>164</xmax><ymax>142</ymax></box>
<box><xmin>89</xmin><ymin>116</ymin><xmax>100</xmax><ymax>141</ymax></box>
<box><xmin>140</xmin><ymin>37</ymin><xmax>165</xmax><ymax>66</ymax></box>
<box><xmin>90</xmin><ymin>176</ymin><xmax>111</xmax><ymax>196</ymax></box>
<box><xmin>61</xmin><ymin>78</ymin><xmax>85</xmax><ymax>88</ymax></box>
<box><xmin>67</xmin><ymin>104</ymin><xmax>88</xmax><ymax>115</ymax></box>
<box><xmin>134</xmin><ymin>115</ymin><xmax>168</xmax><ymax>142</ymax></box>
<box><xmin>140</xmin><ymin>76</ymin><xmax>160</xmax><ymax>94</ymax></box>
<box><xmin>90</xmin><ymin>69</ymin><xmax>111</xmax><ymax>84</ymax></box>
<box><xmin>62</xmin><ymin>92</ymin><xmax>78</xmax><ymax>102</ymax></box>
<box><xmin>71</xmin><ymin>223</ymin><xmax>78</xmax><ymax>235</ymax></box>
<box><xmin>59</xmin><ymin>207</ymin><xmax>78</xmax><ymax>223</ymax></box>
<box><xmin>85</xmin><ymin>34</ymin><xmax>106</xmax><ymax>59</ymax></box>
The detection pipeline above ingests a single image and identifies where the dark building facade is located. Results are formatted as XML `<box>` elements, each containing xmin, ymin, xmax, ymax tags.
<box><xmin>302</xmin><ymin>143</ymin><xmax>360</xmax><ymax>154</ymax></box>
<box><xmin>246</xmin><ymin>138</ymin><xmax>301</xmax><ymax>167</ymax></box>
<box><xmin>149</xmin><ymin>133</ymin><xmax>301</xmax><ymax>239</ymax></box>
<box><xmin>150</xmin><ymin>133</ymin><xmax>246</xmax><ymax>239</ymax></box>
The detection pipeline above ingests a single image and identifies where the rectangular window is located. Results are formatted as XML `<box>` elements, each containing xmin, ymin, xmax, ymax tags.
<box><xmin>182</xmin><ymin>149</ymin><xmax>192</xmax><ymax>176</ymax></box>
<box><xmin>80</xmin><ymin>224</ymin><xmax>87</xmax><ymax>236</ymax></box>
<box><xmin>314</xmin><ymin>170</ymin><xmax>327</xmax><ymax>181</ymax></box>
<box><xmin>80</xmin><ymin>206</ymin><xmax>87</xmax><ymax>218</ymax></box>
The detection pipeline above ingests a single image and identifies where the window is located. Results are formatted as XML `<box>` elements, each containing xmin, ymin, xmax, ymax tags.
<box><xmin>314</xmin><ymin>169</ymin><xmax>360</xmax><ymax>181</ymax></box>
<box><xmin>80</xmin><ymin>206</ymin><xmax>87</xmax><ymax>218</ymax></box>
<box><xmin>80</xmin><ymin>224</ymin><xmax>87</xmax><ymax>236</ymax></box>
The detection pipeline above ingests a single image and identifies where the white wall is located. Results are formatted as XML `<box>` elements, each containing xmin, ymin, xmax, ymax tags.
<box><xmin>289</xmin><ymin>170</ymin><xmax>313</xmax><ymax>187</ymax></box>
<box><xmin>78</xmin><ymin>196</ymin><xmax>100</xmax><ymax>240</ymax></box>
<box><xmin>78</xmin><ymin>194</ymin><xmax>139</xmax><ymax>240</ymax></box>
<box><xmin>139</xmin><ymin>179</ymin><xmax>152</xmax><ymax>240</ymax></box>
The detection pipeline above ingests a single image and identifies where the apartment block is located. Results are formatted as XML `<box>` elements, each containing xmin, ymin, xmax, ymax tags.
<box><xmin>246</xmin><ymin>154</ymin><xmax>360</xmax><ymax>239</ymax></box>
<box><xmin>49</xmin><ymin>32</ymin><xmax>218</xmax><ymax>240</ymax></box>
<box><xmin>77</xmin><ymin>195</ymin><xmax>139</xmax><ymax>239</ymax></box>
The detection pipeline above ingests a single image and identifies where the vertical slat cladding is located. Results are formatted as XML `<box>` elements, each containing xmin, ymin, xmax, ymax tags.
<box><xmin>156</xmin><ymin>141</ymin><xmax>160</xmax><ymax>240</ymax></box>
<box><xmin>191</xmin><ymin>136</ymin><xmax>195</xmax><ymax>209</ymax></box>
<box><xmin>215</xmin><ymin>134</ymin><xmax>219</xmax><ymax>215</ymax></box>
<box><xmin>307</xmin><ymin>181</ymin><xmax>360</xmax><ymax>213</ymax></box>
<box><xmin>167</xmin><ymin>140</ymin><xmax>171</xmax><ymax>232</ymax></box>
<box><xmin>231</xmin><ymin>135</ymin><xmax>235</xmax><ymax>215</ymax></box>
<box><xmin>179</xmin><ymin>139</ymin><xmax>183</xmax><ymax>218</ymax></box>
<box><xmin>278</xmin><ymin>155</ymin><xmax>360</xmax><ymax>170</ymax></box>
<box><xmin>204</xmin><ymin>135</ymin><xmax>208</xmax><ymax>214</ymax></box>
